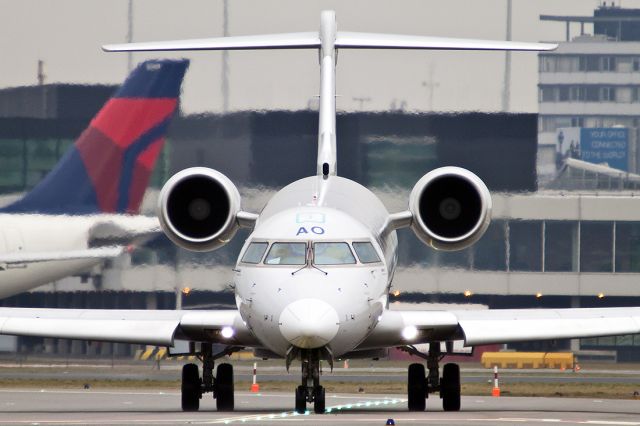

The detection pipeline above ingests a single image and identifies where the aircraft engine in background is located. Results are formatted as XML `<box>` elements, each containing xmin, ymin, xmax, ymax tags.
<box><xmin>409</xmin><ymin>166</ymin><xmax>491</xmax><ymax>251</ymax></box>
<box><xmin>158</xmin><ymin>167</ymin><xmax>241</xmax><ymax>252</ymax></box>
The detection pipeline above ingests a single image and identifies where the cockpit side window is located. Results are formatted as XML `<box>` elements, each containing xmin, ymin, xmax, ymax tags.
<box><xmin>265</xmin><ymin>242</ymin><xmax>307</xmax><ymax>265</ymax></box>
<box><xmin>241</xmin><ymin>242</ymin><xmax>268</xmax><ymax>264</ymax></box>
<box><xmin>313</xmin><ymin>242</ymin><xmax>356</xmax><ymax>265</ymax></box>
<box><xmin>353</xmin><ymin>242</ymin><xmax>381</xmax><ymax>263</ymax></box>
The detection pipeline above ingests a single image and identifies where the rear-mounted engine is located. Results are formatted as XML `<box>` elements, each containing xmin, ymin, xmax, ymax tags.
<box><xmin>408</xmin><ymin>167</ymin><xmax>491</xmax><ymax>251</ymax></box>
<box><xmin>158</xmin><ymin>167</ymin><xmax>241</xmax><ymax>252</ymax></box>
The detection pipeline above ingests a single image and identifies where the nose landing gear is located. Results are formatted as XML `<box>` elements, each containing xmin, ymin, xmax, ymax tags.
<box><xmin>405</xmin><ymin>344</ymin><xmax>461</xmax><ymax>412</ymax></box>
<box><xmin>292</xmin><ymin>348</ymin><xmax>328</xmax><ymax>414</ymax></box>
<box><xmin>180</xmin><ymin>343</ymin><xmax>238</xmax><ymax>412</ymax></box>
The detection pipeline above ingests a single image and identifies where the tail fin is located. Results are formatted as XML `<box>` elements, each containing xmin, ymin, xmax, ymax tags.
<box><xmin>2</xmin><ymin>59</ymin><xmax>189</xmax><ymax>215</ymax></box>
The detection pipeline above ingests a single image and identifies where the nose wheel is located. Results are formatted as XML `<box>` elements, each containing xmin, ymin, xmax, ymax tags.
<box><xmin>293</xmin><ymin>349</ymin><xmax>327</xmax><ymax>414</ymax></box>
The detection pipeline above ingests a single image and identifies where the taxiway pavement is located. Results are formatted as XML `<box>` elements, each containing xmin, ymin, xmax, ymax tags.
<box><xmin>1</xmin><ymin>389</ymin><xmax>640</xmax><ymax>425</ymax></box>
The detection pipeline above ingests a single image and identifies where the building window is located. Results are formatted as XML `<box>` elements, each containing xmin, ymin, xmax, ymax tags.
<box><xmin>540</xmin><ymin>87</ymin><xmax>555</xmax><ymax>102</ymax></box>
<box><xmin>473</xmin><ymin>221</ymin><xmax>506</xmax><ymax>271</ymax></box>
<box><xmin>545</xmin><ymin>221</ymin><xmax>578</xmax><ymax>272</ymax></box>
<box><xmin>509</xmin><ymin>221</ymin><xmax>542</xmax><ymax>272</ymax></box>
<box><xmin>602</xmin><ymin>56</ymin><xmax>616</xmax><ymax>72</ymax></box>
<box><xmin>580</xmin><ymin>222</ymin><xmax>613</xmax><ymax>272</ymax></box>
<box><xmin>601</xmin><ymin>87</ymin><xmax>616</xmax><ymax>102</ymax></box>
<box><xmin>633</xmin><ymin>58</ymin><xmax>640</xmax><ymax>72</ymax></box>
<box><xmin>585</xmin><ymin>87</ymin><xmax>600</xmax><ymax>101</ymax></box>
<box><xmin>615</xmin><ymin>222</ymin><xmax>640</xmax><ymax>273</ymax></box>
<box><xmin>571</xmin><ymin>117</ymin><xmax>584</xmax><ymax>127</ymax></box>
<box><xmin>570</xmin><ymin>86</ymin><xmax>584</xmax><ymax>101</ymax></box>
<box><xmin>579</xmin><ymin>56</ymin><xmax>600</xmax><ymax>72</ymax></box>
<box><xmin>558</xmin><ymin>86</ymin><xmax>570</xmax><ymax>101</ymax></box>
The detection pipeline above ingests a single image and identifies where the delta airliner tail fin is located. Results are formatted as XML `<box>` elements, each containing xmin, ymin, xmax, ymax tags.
<box><xmin>1</xmin><ymin>59</ymin><xmax>189</xmax><ymax>215</ymax></box>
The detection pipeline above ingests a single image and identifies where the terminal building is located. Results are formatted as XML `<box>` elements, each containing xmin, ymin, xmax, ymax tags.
<box><xmin>3</xmin><ymin>6</ymin><xmax>640</xmax><ymax>361</ymax></box>
<box><xmin>537</xmin><ymin>5</ymin><xmax>640</xmax><ymax>184</ymax></box>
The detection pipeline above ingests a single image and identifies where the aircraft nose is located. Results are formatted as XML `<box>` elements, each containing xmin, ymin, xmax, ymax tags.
<box><xmin>279</xmin><ymin>298</ymin><xmax>339</xmax><ymax>349</ymax></box>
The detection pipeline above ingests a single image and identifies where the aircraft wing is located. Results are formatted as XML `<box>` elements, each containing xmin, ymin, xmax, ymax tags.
<box><xmin>357</xmin><ymin>307</ymin><xmax>640</xmax><ymax>349</ymax></box>
<box><xmin>0</xmin><ymin>308</ymin><xmax>260</xmax><ymax>347</ymax></box>
<box><xmin>0</xmin><ymin>246</ymin><xmax>124</xmax><ymax>267</ymax></box>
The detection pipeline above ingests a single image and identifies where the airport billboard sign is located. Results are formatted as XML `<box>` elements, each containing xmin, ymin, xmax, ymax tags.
<box><xmin>580</xmin><ymin>127</ymin><xmax>629</xmax><ymax>171</ymax></box>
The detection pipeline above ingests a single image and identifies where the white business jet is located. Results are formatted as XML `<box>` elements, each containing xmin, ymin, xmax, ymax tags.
<box><xmin>2</xmin><ymin>11</ymin><xmax>640</xmax><ymax>415</ymax></box>
<box><xmin>0</xmin><ymin>59</ymin><xmax>187</xmax><ymax>298</ymax></box>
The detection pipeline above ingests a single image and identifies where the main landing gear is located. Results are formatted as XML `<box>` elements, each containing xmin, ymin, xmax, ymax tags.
<box><xmin>180</xmin><ymin>343</ymin><xmax>235</xmax><ymax>412</ymax></box>
<box><xmin>406</xmin><ymin>344</ymin><xmax>461</xmax><ymax>412</ymax></box>
<box><xmin>291</xmin><ymin>349</ymin><xmax>327</xmax><ymax>414</ymax></box>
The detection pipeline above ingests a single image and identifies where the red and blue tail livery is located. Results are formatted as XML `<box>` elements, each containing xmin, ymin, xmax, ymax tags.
<box><xmin>2</xmin><ymin>59</ymin><xmax>189</xmax><ymax>215</ymax></box>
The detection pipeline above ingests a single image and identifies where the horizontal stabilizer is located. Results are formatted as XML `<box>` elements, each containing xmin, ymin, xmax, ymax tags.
<box><xmin>103</xmin><ymin>32</ymin><xmax>320</xmax><ymax>52</ymax></box>
<box><xmin>336</xmin><ymin>32</ymin><xmax>557</xmax><ymax>51</ymax></box>
<box><xmin>103</xmin><ymin>32</ymin><xmax>555</xmax><ymax>53</ymax></box>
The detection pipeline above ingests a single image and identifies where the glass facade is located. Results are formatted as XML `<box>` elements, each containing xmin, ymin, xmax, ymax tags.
<box><xmin>401</xmin><ymin>218</ymin><xmax>640</xmax><ymax>274</ymax></box>
<box><xmin>544</xmin><ymin>221</ymin><xmax>577</xmax><ymax>272</ymax></box>
<box><xmin>509</xmin><ymin>221</ymin><xmax>542</xmax><ymax>272</ymax></box>
<box><xmin>581</xmin><ymin>222</ymin><xmax>613</xmax><ymax>272</ymax></box>
<box><xmin>615</xmin><ymin>222</ymin><xmax>640</xmax><ymax>272</ymax></box>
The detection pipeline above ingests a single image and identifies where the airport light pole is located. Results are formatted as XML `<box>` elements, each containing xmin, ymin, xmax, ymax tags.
<box><xmin>502</xmin><ymin>0</ymin><xmax>512</xmax><ymax>112</ymax></box>
<box><xmin>222</xmin><ymin>0</ymin><xmax>230</xmax><ymax>113</ymax></box>
<box><xmin>127</xmin><ymin>0</ymin><xmax>134</xmax><ymax>73</ymax></box>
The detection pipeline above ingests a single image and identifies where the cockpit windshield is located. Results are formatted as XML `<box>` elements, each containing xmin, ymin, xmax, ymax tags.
<box><xmin>242</xmin><ymin>240</ymin><xmax>382</xmax><ymax>266</ymax></box>
<box><xmin>264</xmin><ymin>242</ymin><xmax>307</xmax><ymax>265</ymax></box>
<box><xmin>352</xmin><ymin>242</ymin><xmax>381</xmax><ymax>263</ymax></box>
<box><xmin>241</xmin><ymin>242</ymin><xmax>268</xmax><ymax>264</ymax></box>
<box><xmin>313</xmin><ymin>242</ymin><xmax>356</xmax><ymax>265</ymax></box>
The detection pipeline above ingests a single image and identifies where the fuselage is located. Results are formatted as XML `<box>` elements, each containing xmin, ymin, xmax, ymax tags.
<box><xmin>234</xmin><ymin>176</ymin><xmax>397</xmax><ymax>357</ymax></box>
<box><xmin>0</xmin><ymin>214</ymin><xmax>158</xmax><ymax>298</ymax></box>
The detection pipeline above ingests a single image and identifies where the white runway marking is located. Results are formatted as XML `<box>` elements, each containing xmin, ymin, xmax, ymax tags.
<box><xmin>206</xmin><ymin>398</ymin><xmax>407</xmax><ymax>424</ymax></box>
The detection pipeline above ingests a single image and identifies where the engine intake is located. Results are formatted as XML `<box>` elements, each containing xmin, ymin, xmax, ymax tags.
<box><xmin>158</xmin><ymin>167</ymin><xmax>241</xmax><ymax>252</ymax></box>
<box><xmin>409</xmin><ymin>167</ymin><xmax>491</xmax><ymax>251</ymax></box>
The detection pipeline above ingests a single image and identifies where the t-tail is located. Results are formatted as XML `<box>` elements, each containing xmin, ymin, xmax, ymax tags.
<box><xmin>1</xmin><ymin>59</ymin><xmax>189</xmax><ymax>215</ymax></box>
<box><xmin>101</xmin><ymin>11</ymin><xmax>556</xmax><ymax>182</ymax></box>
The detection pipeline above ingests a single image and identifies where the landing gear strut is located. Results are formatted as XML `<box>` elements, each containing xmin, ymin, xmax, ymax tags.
<box><xmin>293</xmin><ymin>349</ymin><xmax>326</xmax><ymax>414</ymax></box>
<box><xmin>180</xmin><ymin>343</ymin><xmax>237</xmax><ymax>412</ymax></box>
<box><xmin>405</xmin><ymin>343</ymin><xmax>461</xmax><ymax>412</ymax></box>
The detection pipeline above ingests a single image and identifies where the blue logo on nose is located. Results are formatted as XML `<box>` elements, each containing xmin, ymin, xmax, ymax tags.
<box><xmin>296</xmin><ymin>226</ymin><xmax>325</xmax><ymax>236</ymax></box>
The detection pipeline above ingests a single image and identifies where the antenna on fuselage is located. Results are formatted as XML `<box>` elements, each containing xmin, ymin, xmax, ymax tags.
<box><xmin>103</xmin><ymin>11</ymin><xmax>556</xmax><ymax>179</ymax></box>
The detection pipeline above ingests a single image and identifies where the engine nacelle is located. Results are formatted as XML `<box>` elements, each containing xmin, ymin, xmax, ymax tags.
<box><xmin>409</xmin><ymin>167</ymin><xmax>491</xmax><ymax>251</ymax></box>
<box><xmin>158</xmin><ymin>167</ymin><xmax>241</xmax><ymax>252</ymax></box>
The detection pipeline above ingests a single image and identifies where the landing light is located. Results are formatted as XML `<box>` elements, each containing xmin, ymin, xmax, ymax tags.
<box><xmin>402</xmin><ymin>325</ymin><xmax>418</xmax><ymax>340</ymax></box>
<box><xmin>535</xmin><ymin>292</ymin><xmax>543</xmax><ymax>299</ymax></box>
<box><xmin>392</xmin><ymin>290</ymin><xmax>401</xmax><ymax>297</ymax></box>
<box><xmin>463</xmin><ymin>290</ymin><xmax>472</xmax><ymax>297</ymax></box>
<box><xmin>221</xmin><ymin>326</ymin><xmax>235</xmax><ymax>339</ymax></box>
<box><xmin>182</xmin><ymin>287</ymin><xmax>191</xmax><ymax>295</ymax></box>
<box><xmin>597</xmin><ymin>292</ymin><xmax>605</xmax><ymax>299</ymax></box>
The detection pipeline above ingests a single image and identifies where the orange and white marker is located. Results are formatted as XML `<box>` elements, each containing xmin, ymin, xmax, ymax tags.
<box><xmin>250</xmin><ymin>362</ymin><xmax>260</xmax><ymax>392</ymax></box>
<box><xmin>492</xmin><ymin>365</ymin><xmax>500</xmax><ymax>397</ymax></box>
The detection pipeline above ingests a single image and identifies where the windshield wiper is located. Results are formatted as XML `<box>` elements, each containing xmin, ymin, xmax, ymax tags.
<box><xmin>291</xmin><ymin>243</ymin><xmax>328</xmax><ymax>276</ymax></box>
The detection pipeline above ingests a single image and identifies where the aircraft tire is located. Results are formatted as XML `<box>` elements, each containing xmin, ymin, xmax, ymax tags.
<box><xmin>407</xmin><ymin>363</ymin><xmax>427</xmax><ymax>411</ymax></box>
<box><xmin>295</xmin><ymin>385</ymin><xmax>307</xmax><ymax>414</ymax></box>
<box><xmin>216</xmin><ymin>363</ymin><xmax>235</xmax><ymax>411</ymax></box>
<box><xmin>181</xmin><ymin>363</ymin><xmax>201</xmax><ymax>412</ymax></box>
<box><xmin>313</xmin><ymin>386</ymin><xmax>326</xmax><ymax>414</ymax></box>
<box><xmin>441</xmin><ymin>363</ymin><xmax>461</xmax><ymax>412</ymax></box>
